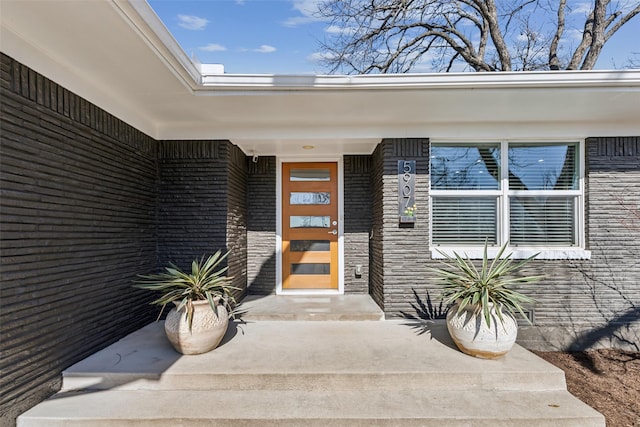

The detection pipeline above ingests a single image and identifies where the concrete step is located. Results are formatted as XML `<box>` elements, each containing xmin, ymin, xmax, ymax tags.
<box><xmin>60</xmin><ymin>321</ymin><xmax>566</xmax><ymax>392</ymax></box>
<box><xmin>18</xmin><ymin>389</ymin><xmax>604</xmax><ymax>427</ymax></box>
<box><xmin>18</xmin><ymin>320</ymin><xmax>605</xmax><ymax>426</ymax></box>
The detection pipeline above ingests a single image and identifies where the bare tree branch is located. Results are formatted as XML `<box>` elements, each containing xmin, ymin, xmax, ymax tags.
<box><xmin>317</xmin><ymin>0</ymin><xmax>640</xmax><ymax>73</ymax></box>
<box><xmin>549</xmin><ymin>0</ymin><xmax>566</xmax><ymax>70</ymax></box>
<box><xmin>580</xmin><ymin>0</ymin><xmax>609</xmax><ymax>69</ymax></box>
<box><xmin>605</xmin><ymin>4</ymin><xmax>640</xmax><ymax>40</ymax></box>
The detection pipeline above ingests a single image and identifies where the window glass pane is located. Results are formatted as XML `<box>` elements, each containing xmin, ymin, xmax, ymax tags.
<box><xmin>432</xmin><ymin>197</ymin><xmax>497</xmax><ymax>244</ymax></box>
<box><xmin>510</xmin><ymin>196</ymin><xmax>576</xmax><ymax>245</ymax></box>
<box><xmin>290</xmin><ymin>169</ymin><xmax>330</xmax><ymax>181</ymax></box>
<box><xmin>290</xmin><ymin>240</ymin><xmax>330</xmax><ymax>252</ymax></box>
<box><xmin>291</xmin><ymin>263</ymin><xmax>330</xmax><ymax>275</ymax></box>
<box><xmin>290</xmin><ymin>192</ymin><xmax>330</xmax><ymax>205</ymax></box>
<box><xmin>508</xmin><ymin>143</ymin><xmax>577</xmax><ymax>190</ymax></box>
<box><xmin>290</xmin><ymin>216</ymin><xmax>331</xmax><ymax>228</ymax></box>
<box><xmin>431</xmin><ymin>144</ymin><xmax>500</xmax><ymax>190</ymax></box>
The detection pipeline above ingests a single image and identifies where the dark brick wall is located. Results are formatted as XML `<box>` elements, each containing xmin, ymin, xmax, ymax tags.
<box><xmin>578</xmin><ymin>137</ymin><xmax>640</xmax><ymax>324</ymax></box>
<box><xmin>370</xmin><ymin>144</ymin><xmax>385</xmax><ymax>309</ymax></box>
<box><xmin>157</xmin><ymin>140</ymin><xmax>247</xmax><ymax>300</ymax></box>
<box><xmin>373</xmin><ymin>137</ymin><xmax>639</xmax><ymax>349</ymax></box>
<box><xmin>0</xmin><ymin>53</ymin><xmax>158</xmax><ymax>425</ymax></box>
<box><xmin>370</xmin><ymin>139</ymin><xmax>431</xmax><ymax>314</ymax></box>
<box><xmin>226</xmin><ymin>143</ymin><xmax>248</xmax><ymax>299</ymax></box>
<box><xmin>344</xmin><ymin>156</ymin><xmax>371</xmax><ymax>293</ymax></box>
<box><xmin>157</xmin><ymin>140</ymin><xmax>227</xmax><ymax>268</ymax></box>
<box><xmin>246</xmin><ymin>157</ymin><xmax>276</xmax><ymax>294</ymax></box>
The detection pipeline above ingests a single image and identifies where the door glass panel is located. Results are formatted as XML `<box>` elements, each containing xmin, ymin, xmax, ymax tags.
<box><xmin>291</xmin><ymin>240</ymin><xmax>331</xmax><ymax>252</ymax></box>
<box><xmin>290</xmin><ymin>169</ymin><xmax>330</xmax><ymax>181</ymax></box>
<box><xmin>290</xmin><ymin>192</ymin><xmax>330</xmax><ymax>205</ymax></box>
<box><xmin>290</xmin><ymin>216</ymin><xmax>331</xmax><ymax>228</ymax></box>
<box><xmin>291</xmin><ymin>263</ymin><xmax>330</xmax><ymax>275</ymax></box>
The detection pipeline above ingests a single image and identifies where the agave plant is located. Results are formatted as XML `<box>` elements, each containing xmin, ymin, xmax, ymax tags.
<box><xmin>431</xmin><ymin>241</ymin><xmax>543</xmax><ymax>327</ymax></box>
<box><xmin>134</xmin><ymin>250</ymin><xmax>239</xmax><ymax>330</ymax></box>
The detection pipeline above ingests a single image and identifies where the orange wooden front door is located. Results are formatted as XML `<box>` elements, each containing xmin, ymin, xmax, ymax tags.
<box><xmin>282</xmin><ymin>162</ymin><xmax>338</xmax><ymax>290</ymax></box>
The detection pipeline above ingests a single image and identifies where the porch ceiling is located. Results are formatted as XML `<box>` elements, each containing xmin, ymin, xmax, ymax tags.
<box><xmin>2</xmin><ymin>0</ymin><xmax>639</xmax><ymax>156</ymax></box>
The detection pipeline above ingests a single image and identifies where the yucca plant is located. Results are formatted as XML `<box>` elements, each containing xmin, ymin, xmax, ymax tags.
<box><xmin>134</xmin><ymin>250</ymin><xmax>239</xmax><ymax>331</ymax></box>
<box><xmin>431</xmin><ymin>241</ymin><xmax>543</xmax><ymax>328</ymax></box>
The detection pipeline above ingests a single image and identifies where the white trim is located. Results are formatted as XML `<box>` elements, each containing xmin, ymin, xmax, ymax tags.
<box><xmin>199</xmin><ymin>70</ymin><xmax>640</xmax><ymax>92</ymax></box>
<box><xmin>431</xmin><ymin>247</ymin><xmax>591</xmax><ymax>260</ymax></box>
<box><xmin>429</xmin><ymin>139</ymin><xmax>588</xmax><ymax>259</ymax></box>
<box><xmin>276</xmin><ymin>157</ymin><xmax>344</xmax><ymax>295</ymax></box>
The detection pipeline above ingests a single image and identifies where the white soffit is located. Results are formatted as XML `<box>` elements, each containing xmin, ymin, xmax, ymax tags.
<box><xmin>1</xmin><ymin>0</ymin><xmax>639</xmax><ymax>155</ymax></box>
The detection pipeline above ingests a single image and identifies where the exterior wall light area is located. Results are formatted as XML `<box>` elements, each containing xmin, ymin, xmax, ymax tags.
<box><xmin>302</xmin><ymin>145</ymin><xmax>315</xmax><ymax>150</ymax></box>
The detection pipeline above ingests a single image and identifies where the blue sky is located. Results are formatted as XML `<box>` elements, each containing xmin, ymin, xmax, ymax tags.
<box><xmin>147</xmin><ymin>0</ymin><xmax>639</xmax><ymax>75</ymax></box>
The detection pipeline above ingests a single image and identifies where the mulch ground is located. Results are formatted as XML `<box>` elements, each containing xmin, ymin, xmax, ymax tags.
<box><xmin>533</xmin><ymin>350</ymin><xmax>640</xmax><ymax>427</ymax></box>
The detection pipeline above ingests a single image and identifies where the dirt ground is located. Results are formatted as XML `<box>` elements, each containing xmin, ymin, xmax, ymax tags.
<box><xmin>533</xmin><ymin>350</ymin><xmax>640</xmax><ymax>427</ymax></box>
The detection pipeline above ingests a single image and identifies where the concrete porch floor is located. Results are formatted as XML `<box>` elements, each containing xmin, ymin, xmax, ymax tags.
<box><xmin>18</xmin><ymin>296</ymin><xmax>605</xmax><ymax>426</ymax></box>
<box><xmin>237</xmin><ymin>293</ymin><xmax>385</xmax><ymax>321</ymax></box>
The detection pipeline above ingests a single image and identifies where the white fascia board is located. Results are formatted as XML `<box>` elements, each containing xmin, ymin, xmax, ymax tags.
<box><xmin>198</xmin><ymin>70</ymin><xmax>640</xmax><ymax>93</ymax></box>
<box><xmin>112</xmin><ymin>0</ymin><xmax>201</xmax><ymax>91</ymax></box>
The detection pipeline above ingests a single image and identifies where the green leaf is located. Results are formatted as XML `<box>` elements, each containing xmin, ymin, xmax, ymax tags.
<box><xmin>431</xmin><ymin>241</ymin><xmax>542</xmax><ymax>326</ymax></box>
<box><xmin>133</xmin><ymin>249</ymin><xmax>239</xmax><ymax>331</ymax></box>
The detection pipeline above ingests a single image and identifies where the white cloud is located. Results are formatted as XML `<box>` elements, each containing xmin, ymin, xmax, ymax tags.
<box><xmin>292</xmin><ymin>0</ymin><xmax>322</xmax><ymax>15</ymax></box>
<box><xmin>254</xmin><ymin>45</ymin><xmax>277</xmax><ymax>53</ymax></box>
<box><xmin>564</xmin><ymin>28</ymin><xmax>583</xmax><ymax>41</ymax></box>
<box><xmin>199</xmin><ymin>44</ymin><xmax>227</xmax><ymax>52</ymax></box>
<box><xmin>570</xmin><ymin>2</ymin><xmax>593</xmax><ymax>15</ymax></box>
<box><xmin>283</xmin><ymin>0</ymin><xmax>325</xmax><ymax>27</ymax></box>
<box><xmin>307</xmin><ymin>51</ymin><xmax>339</xmax><ymax>62</ymax></box>
<box><xmin>325</xmin><ymin>25</ymin><xmax>357</xmax><ymax>35</ymax></box>
<box><xmin>177</xmin><ymin>14</ymin><xmax>209</xmax><ymax>30</ymax></box>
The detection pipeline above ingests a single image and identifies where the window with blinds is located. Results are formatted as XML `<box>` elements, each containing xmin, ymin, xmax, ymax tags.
<box><xmin>430</xmin><ymin>141</ymin><xmax>582</xmax><ymax>248</ymax></box>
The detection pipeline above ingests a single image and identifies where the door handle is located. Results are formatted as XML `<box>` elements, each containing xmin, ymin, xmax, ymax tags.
<box><xmin>328</xmin><ymin>229</ymin><xmax>337</xmax><ymax>235</ymax></box>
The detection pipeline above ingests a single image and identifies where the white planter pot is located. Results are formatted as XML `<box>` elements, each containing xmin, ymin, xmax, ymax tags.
<box><xmin>446</xmin><ymin>303</ymin><xmax>518</xmax><ymax>359</ymax></box>
<box><xmin>164</xmin><ymin>300</ymin><xmax>229</xmax><ymax>355</ymax></box>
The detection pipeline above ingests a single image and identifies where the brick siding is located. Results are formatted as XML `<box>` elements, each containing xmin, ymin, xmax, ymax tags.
<box><xmin>344</xmin><ymin>156</ymin><xmax>372</xmax><ymax>294</ymax></box>
<box><xmin>246</xmin><ymin>156</ymin><xmax>277</xmax><ymax>294</ymax></box>
<box><xmin>0</xmin><ymin>53</ymin><xmax>158</xmax><ymax>425</ymax></box>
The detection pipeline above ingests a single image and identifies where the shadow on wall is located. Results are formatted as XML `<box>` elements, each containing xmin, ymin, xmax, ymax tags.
<box><xmin>571</xmin><ymin>308</ymin><xmax>640</xmax><ymax>351</ymax></box>
<box><xmin>567</xmin><ymin>187</ymin><xmax>640</xmax><ymax>351</ymax></box>
<box><xmin>247</xmin><ymin>251</ymin><xmax>276</xmax><ymax>295</ymax></box>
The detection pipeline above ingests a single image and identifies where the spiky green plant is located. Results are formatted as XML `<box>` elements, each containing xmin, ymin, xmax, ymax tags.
<box><xmin>431</xmin><ymin>241</ymin><xmax>543</xmax><ymax>328</ymax></box>
<box><xmin>134</xmin><ymin>250</ymin><xmax>239</xmax><ymax>331</ymax></box>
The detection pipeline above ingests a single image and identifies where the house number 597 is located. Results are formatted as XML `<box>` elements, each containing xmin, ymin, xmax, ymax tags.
<box><xmin>398</xmin><ymin>160</ymin><xmax>416</xmax><ymax>224</ymax></box>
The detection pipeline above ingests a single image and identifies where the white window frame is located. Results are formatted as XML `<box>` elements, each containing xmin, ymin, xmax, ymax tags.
<box><xmin>429</xmin><ymin>139</ymin><xmax>591</xmax><ymax>260</ymax></box>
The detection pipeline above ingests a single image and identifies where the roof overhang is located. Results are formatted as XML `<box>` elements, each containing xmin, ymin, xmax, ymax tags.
<box><xmin>2</xmin><ymin>0</ymin><xmax>639</xmax><ymax>156</ymax></box>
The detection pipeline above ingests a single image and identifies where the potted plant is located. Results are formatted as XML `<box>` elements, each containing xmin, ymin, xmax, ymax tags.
<box><xmin>431</xmin><ymin>241</ymin><xmax>542</xmax><ymax>359</ymax></box>
<box><xmin>134</xmin><ymin>250</ymin><xmax>239</xmax><ymax>355</ymax></box>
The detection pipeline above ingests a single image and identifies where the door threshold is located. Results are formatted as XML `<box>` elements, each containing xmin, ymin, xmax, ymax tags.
<box><xmin>277</xmin><ymin>290</ymin><xmax>343</xmax><ymax>296</ymax></box>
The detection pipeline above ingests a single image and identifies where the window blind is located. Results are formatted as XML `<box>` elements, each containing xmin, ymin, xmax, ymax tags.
<box><xmin>510</xmin><ymin>196</ymin><xmax>576</xmax><ymax>245</ymax></box>
<box><xmin>431</xmin><ymin>197</ymin><xmax>497</xmax><ymax>244</ymax></box>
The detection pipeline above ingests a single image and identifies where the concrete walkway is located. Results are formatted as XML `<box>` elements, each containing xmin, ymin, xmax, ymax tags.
<box><xmin>19</xmin><ymin>315</ymin><xmax>604</xmax><ymax>426</ymax></box>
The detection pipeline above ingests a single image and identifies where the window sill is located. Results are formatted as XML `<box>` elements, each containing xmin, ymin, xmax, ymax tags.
<box><xmin>430</xmin><ymin>247</ymin><xmax>591</xmax><ymax>260</ymax></box>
